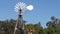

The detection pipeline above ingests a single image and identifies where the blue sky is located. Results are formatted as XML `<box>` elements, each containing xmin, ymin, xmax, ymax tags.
<box><xmin>0</xmin><ymin>0</ymin><xmax>60</xmax><ymax>28</ymax></box>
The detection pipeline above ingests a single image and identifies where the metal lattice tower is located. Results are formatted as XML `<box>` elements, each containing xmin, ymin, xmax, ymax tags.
<box><xmin>14</xmin><ymin>8</ymin><xmax>24</xmax><ymax>34</ymax></box>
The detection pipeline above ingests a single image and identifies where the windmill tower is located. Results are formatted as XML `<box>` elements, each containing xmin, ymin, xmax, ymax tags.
<box><xmin>14</xmin><ymin>2</ymin><xmax>33</xmax><ymax>34</ymax></box>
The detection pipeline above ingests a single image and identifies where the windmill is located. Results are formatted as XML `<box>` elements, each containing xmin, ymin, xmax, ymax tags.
<box><xmin>14</xmin><ymin>2</ymin><xmax>33</xmax><ymax>34</ymax></box>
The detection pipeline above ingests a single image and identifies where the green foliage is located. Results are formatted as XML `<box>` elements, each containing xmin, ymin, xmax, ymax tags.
<box><xmin>0</xmin><ymin>16</ymin><xmax>60</xmax><ymax>34</ymax></box>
